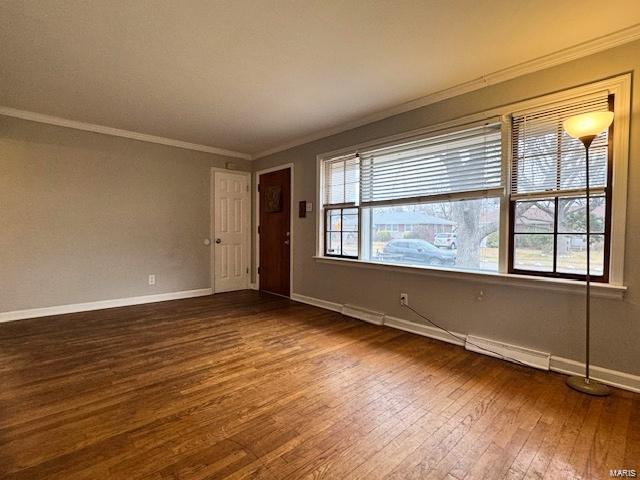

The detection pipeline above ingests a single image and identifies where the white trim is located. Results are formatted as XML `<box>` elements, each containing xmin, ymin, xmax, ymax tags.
<box><xmin>313</xmin><ymin>256</ymin><xmax>626</xmax><ymax>300</ymax></box>
<box><xmin>253</xmin><ymin>25</ymin><xmax>640</xmax><ymax>160</ymax></box>
<box><xmin>550</xmin><ymin>356</ymin><xmax>640</xmax><ymax>394</ymax></box>
<box><xmin>254</xmin><ymin>163</ymin><xmax>295</xmax><ymax>296</ymax></box>
<box><xmin>210</xmin><ymin>168</ymin><xmax>251</xmax><ymax>293</ymax></box>
<box><xmin>0</xmin><ymin>288</ymin><xmax>213</xmax><ymax>323</ymax></box>
<box><xmin>289</xmin><ymin>291</ymin><xmax>640</xmax><ymax>393</ymax></box>
<box><xmin>290</xmin><ymin>293</ymin><xmax>342</xmax><ymax>312</ymax></box>
<box><xmin>465</xmin><ymin>335</ymin><xmax>550</xmax><ymax>370</ymax></box>
<box><xmin>607</xmin><ymin>76</ymin><xmax>632</xmax><ymax>285</ymax></box>
<box><xmin>341</xmin><ymin>304</ymin><xmax>385</xmax><ymax>326</ymax></box>
<box><xmin>0</xmin><ymin>106</ymin><xmax>251</xmax><ymax>160</ymax></box>
<box><xmin>383</xmin><ymin>315</ymin><xmax>465</xmax><ymax>347</ymax></box>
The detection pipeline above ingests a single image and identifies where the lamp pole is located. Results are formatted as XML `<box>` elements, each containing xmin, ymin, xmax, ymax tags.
<box><xmin>563</xmin><ymin>109</ymin><xmax>613</xmax><ymax>397</ymax></box>
<box><xmin>582</xmin><ymin>135</ymin><xmax>594</xmax><ymax>384</ymax></box>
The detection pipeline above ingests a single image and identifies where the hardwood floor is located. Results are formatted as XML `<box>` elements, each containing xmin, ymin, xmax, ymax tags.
<box><xmin>0</xmin><ymin>291</ymin><xmax>637</xmax><ymax>479</ymax></box>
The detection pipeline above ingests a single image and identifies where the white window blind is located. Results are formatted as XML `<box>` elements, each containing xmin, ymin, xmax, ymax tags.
<box><xmin>511</xmin><ymin>93</ymin><xmax>610</xmax><ymax>200</ymax></box>
<box><xmin>323</xmin><ymin>153</ymin><xmax>359</xmax><ymax>207</ymax></box>
<box><xmin>359</xmin><ymin>123</ymin><xmax>502</xmax><ymax>207</ymax></box>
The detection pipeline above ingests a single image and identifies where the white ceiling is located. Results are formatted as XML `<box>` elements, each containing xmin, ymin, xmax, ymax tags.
<box><xmin>1</xmin><ymin>1</ymin><xmax>640</xmax><ymax>157</ymax></box>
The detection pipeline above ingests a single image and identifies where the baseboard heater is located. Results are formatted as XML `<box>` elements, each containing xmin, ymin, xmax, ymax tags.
<box><xmin>341</xmin><ymin>304</ymin><xmax>385</xmax><ymax>326</ymax></box>
<box><xmin>465</xmin><ymin>334</ymin><xmax>551</xmax><ymax>371</ymax></box>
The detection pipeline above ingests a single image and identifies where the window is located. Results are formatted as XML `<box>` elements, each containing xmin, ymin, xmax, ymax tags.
<box><xmin>321</xmin><ymin>123</ymin><xmax>503</xmax><ymax>271</ymax></box>
<box><xmin>318</xmin><ymin>77</ymin><xmax>628</xmax><ymax>285</ymax></box>
<box><xmin>509</xmin><ymin>93</ymin><xmax>612</xmax><ymax>281</ymax></box>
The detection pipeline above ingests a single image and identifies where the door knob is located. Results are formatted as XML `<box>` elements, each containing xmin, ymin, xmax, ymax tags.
<box><xmin>215</xmin><ymin>238</ymin><xmax>222</xmax><ymax>244</ymax></box>
<box><xmin>284</xmin><ymin>239</ymin><xmax>290</xmax><ymax>245</ymax></box>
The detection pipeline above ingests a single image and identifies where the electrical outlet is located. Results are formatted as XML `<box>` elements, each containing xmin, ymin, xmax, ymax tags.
<box><xmin>148</xmin><ymin>274</ymin><xmax>156</xmax><ymax>286</ymax></box>
<box><xmin>400</xmin><ymin>293</ymin><xmax>408</xmax><ymax>306</ymax></box>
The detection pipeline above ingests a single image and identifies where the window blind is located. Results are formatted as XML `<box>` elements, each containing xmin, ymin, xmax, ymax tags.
<box><xmin>359</xmin><ymin>123</ymin><xmax>502</xmax><ymax>206</ymax></box>
<box><xmin>511</xmin><ymin>94</ymin><xmax>610</xmax><ymax>200</ymax></box>
<box><xmin>323</xmin><ymin>153</ymin><xmax>359</xmax><ymax>207</ymax></box>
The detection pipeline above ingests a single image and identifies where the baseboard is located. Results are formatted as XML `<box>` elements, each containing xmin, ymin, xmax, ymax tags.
<box><xmin>550</xmin><ymin>356</ymin><xmax>640</xmax><ymax>393</ymax></box>
<box><xmin>290</xmin><ymin>293</ymin><xmax>342</xmax><ymax>313</ymax></box>
<box><xmin>466</xmin><ymin>334</ymin><xmax>551</xmax><ymax>370</ymax></box>
<box><xmin>289</xmin><ymin>292</ymin><xmax>640</xmax><ymax>394</ymax></box>
<box><xmin>384</xmin><ymin>315</ymin><xmax>465</xmax><ymax>346</ymax></box>
<box><xmin>0</xmin><ymin>288</ymin><xmax>213</xmax><ymax>323</ymax></box>
<box><xmin>248</xmin><ymin>283</ymin><xmax>258</xmax><ymax>290</ymax></box>
<box><xmin>342</xmin><ymin>304</ymin><xmax>385</xmax><ymax>326</ymax></box>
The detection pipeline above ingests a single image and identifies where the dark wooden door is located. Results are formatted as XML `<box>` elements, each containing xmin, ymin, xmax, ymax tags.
<box><xmin>259</xmin><ymin>168</ymin><xmax>291</xmax><ymax>296</ymax></box>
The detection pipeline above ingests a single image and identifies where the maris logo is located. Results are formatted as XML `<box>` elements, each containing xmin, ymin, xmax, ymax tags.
<box><xmin>610</xmin><ymin>470</ymin><xmax>637</xmax><ymax>478</ymax></box>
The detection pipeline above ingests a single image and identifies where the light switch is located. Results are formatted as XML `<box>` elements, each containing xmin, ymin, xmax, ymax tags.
<box><xmin>306</xmin><ymin>202</ymin><xmax>313</xmax><ymax>212</ymax></box>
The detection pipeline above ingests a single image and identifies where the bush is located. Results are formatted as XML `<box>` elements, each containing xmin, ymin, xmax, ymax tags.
<box><xmin>375</xmin><ymin>230</ymin><xmax>393</xmax><ymax>242</ymax></box>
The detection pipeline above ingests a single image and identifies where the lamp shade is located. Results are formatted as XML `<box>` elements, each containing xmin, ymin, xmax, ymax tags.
<box><xmin>563</xmin><ymin>111</ymin><xmax>614</xmax><ymax>139</ymax></box>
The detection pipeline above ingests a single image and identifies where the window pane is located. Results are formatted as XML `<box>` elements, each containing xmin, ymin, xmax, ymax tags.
<box><xmin>513</xmin><ymin>234</ymin><xmax>553</xmax><ymax>272</ymax></box>
<box><xmin>559</xmin><ymin>140</ymin><xmax>608</xmax><ymax>190</ymax></box>
<box><xmin>324</xmin><ymin>156</ymin><xmax>360</xmax><ymax>205</ymax></box>
<box><xmin>514</xmin><ymin>132</ymin><xmax>559</xmax><ymax>195</ymax></box>
<box><xmin>328</xmin><ymin>210</ymin><xmax>342</xmax><ymax>231</ymax></box>
<box><xmin>342</xmin><ymin>233</ymin><xmax>358</xmax><ymax>257</ymax></box>
<box><xmin>511</xmin><ymin>94</ymin><xmax>610</xmax><ymax>196</ymax></box>
<box><xmin>342</xmin><ymin>208</ymin><xmax>358</xmax><ymax>232</ymax></box>
<box><xmin>326</xmin><ymin>232</ymin><xmax>342</xmax><ymax>256</ymax></box>
<box><xmin>514</xmin><ymin>200</ymin><xmax>554</xmax><ymax>233</ymax></box>
<box><xmin>365</xmin><ymin>198</ymin><xmax>499</xmax><ymax>272</ymax></box>
<box><xmin>360</xmin><ymin>123</ymin><xmax>502</xmax><ymax>204</ymax></box>
<box><xmin>557</xmin><ymin>234</ymin><xmax>604</xmax><ymax>276</ymax></box>
<box><xmin>558</xmin><ymin>196</ymin><xmax>605</xmax><ymax>234</ymax></box>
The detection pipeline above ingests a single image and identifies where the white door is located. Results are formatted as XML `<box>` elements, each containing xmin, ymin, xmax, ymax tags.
<box><xmin>214</xmin><ymin>171</ymin><xmax>249</xmax><ymax>293</ymax></box>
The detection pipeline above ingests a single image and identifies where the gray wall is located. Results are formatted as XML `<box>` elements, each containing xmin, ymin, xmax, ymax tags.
<box><xmin>0</xmin><ymin>116</ymin><xmax>250</xmax><ymax>312</ymax></box>
<box><xmin>253</xmin><ymin>39</ymin><xmax>640</xmax><ymax>375</ymax></box>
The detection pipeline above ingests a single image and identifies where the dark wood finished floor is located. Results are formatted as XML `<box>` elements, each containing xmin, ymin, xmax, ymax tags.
<box><xmin>0</xmin><ymin>291</ymin><xmax>638</xmax><ymax>479</ymax></box>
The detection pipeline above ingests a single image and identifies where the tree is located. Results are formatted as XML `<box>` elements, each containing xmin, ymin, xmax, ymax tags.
<box><xmin>451</xmin><ymin>201</ymin><xmax>497</xmax><ymax>268</ymax></box>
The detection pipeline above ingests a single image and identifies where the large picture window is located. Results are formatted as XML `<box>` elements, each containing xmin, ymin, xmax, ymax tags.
<box><xmin>319</xmin><ymin>79</ymin><xmax>626</xmax><ymax>285</ymax></box>
<box><xmin>321</xmin><ymin>122</ymin><xmax>503</xmax><ymax>271</ymax></box>
<box><xmin>509</xmin><ymin>94</ymin><xmax>612</xmax><ymax>281</ymax></box>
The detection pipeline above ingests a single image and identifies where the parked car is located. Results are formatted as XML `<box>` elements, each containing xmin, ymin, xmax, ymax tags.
<box><xmin>434</xmin><ymin>232</ymin><xmax>457</xmax><ymax>249</ymax></box>
<box><xmin>382</xmin><ymin>239</ymin><xmax>456</xmax><ymax>266</ymax></box>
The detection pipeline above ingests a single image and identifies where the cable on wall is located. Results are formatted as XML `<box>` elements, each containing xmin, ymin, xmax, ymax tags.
<box><xmin>400</xmin><ymin>302</ymin><xmax>532</xmax><ymax>369</ymax></box>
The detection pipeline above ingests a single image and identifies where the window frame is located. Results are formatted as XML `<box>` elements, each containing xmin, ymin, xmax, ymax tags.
<box><xmin>316</xmin><ymin>74</ymin><xmax>631</xmax><ymax>287</ymax></box>
<box><xmin>323</xmin><ymin>207</ymin><xmax>360</xmax><ymax>259</ymax></box>
<box><xmin>507</xmin><ymin>95</ymin><xmax>614</xmax><ymax>282</ymax></box>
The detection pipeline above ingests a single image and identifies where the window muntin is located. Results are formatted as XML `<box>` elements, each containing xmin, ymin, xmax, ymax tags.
<box><xmin>324</xmin><ymin>208</ymin><xmax>358</xmax><ymax>259</ymax></box>
<box><xmin>511</xmin><ymin>196</ymin><xmax>607</xmax><ymax>277</ymax></box>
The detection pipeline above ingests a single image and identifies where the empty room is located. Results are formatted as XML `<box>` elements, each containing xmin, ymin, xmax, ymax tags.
<box><xmin>1</xmin><ymin>1</ymin><xmax>640</xmax><ymax>479</ymax></box>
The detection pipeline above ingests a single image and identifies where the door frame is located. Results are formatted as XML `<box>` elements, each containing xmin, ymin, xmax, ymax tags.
<box><xmin>210</xmin><ymin>167</ymin><xmax>251</xmax><ymax>293</ymax></box>
<box><xmin>254</xmin><ymin>163</ymin><xmax>294</xmax><ymax>296</ymax></box>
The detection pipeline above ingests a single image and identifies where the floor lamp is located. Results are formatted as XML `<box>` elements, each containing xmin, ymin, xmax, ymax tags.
<box><xmin>562</xmin><ymin>111</ymin><xmax>614</xmax><ymax>396</ymax></box>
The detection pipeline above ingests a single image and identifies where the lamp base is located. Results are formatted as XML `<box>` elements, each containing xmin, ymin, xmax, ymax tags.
<box><xmin>566</xmin><ymin>376</ymin><xmax>611</xmax><ymax>396</ymax></box>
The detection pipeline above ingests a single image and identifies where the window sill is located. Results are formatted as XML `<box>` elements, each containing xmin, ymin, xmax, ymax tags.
<box><xmin>312</xmin><ymin>256</ymin><xmax>627</xmax><ymax>300</ymax></box>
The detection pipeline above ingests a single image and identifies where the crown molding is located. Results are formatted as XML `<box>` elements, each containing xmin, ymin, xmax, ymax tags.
<box><xmin>0</xmin><ymin>106</ymin><xmax>252</xmax><ymax>160</ymax></box>
<box><xmin>253</xmin><ymin>23</ymin><xmax>640</xmax><ymax>160</ymax></box>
